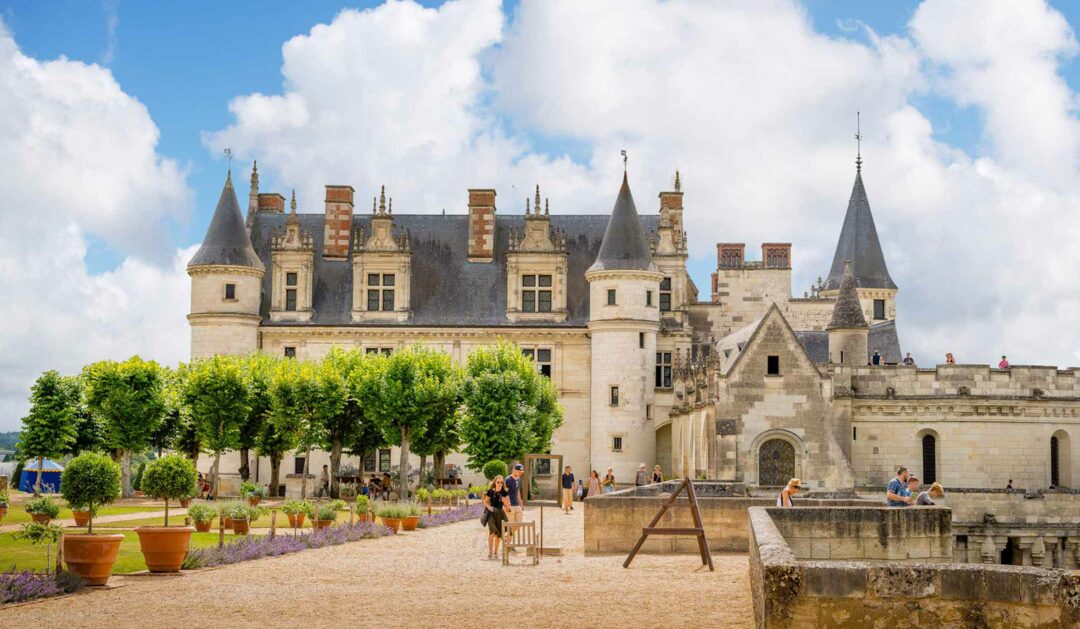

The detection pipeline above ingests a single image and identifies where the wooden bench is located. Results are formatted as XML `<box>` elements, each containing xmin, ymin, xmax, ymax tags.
<box><xmin>501</xmin><ymin>521</ymin><xmax>539</xmax><ymax>566</ymax></box>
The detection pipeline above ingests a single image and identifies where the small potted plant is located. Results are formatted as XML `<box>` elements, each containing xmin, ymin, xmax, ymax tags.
<box><xmin>135</xmin><ymin>454</ymin><xmax>197</xmax><ymax>573</ymax></box>
<box><xmin>375</xmin><ymin>503</ymin><xmax>406</xmax><ymax>533</ymax></box>
<box><xmin>179</xmin><ymin>491</ymin><xmax>195</xmax><ymax>509</ymax></box>
<box><xmin>226</xmin><ymin>503</ymin><xmax>259</xmax><ymax>535</ymax></box>
<box><xmin>25</xmin><ymin>496</ymin><xmax>60</xmax><ymax>524</ymax></box>
<box><xmin>61</xmin><ymin>452</ymin><xmax>124</xmax><ymax>586</ymax></box>
<box><xmin>314</xmin><ymin>504</ymin><xmax>337</xmax><ymax>529</ymax></box>
<box><xmin>282</xmin><ymin>499</ymin><xmax>311</xmax><ymax>528</ymax></box>
<box><xmin>340</xmin><ymin>483</ymin><xmax>357</xmax><ymax>500</ymax></box>
<box><xmin>187</xmin><ymin>504</ymin><xmax>215</xmax><ymax>532</ymax></box>
<box><xmin>66</xmin><ymin>500</ymin><xmax>94</xmax><ymax>527</ymax></box>
<box><xmin>401</xmin><ymin>502</ymin><xmax>421</xmax><ymax>531</ymax></box>
<box><xmin>0</xmin><ymin>489</ymin><xmax>8</xmax><ymax>523</ymax></box>
<box><xmin>15</xmin><ymin>522</ymin><xmax>64</xmax><ymax>575</ymax></box>
<box><xmin>241</xmin><ymin>481</ymin><xmax>265</xmax><ymax>507</ymax></box>
<box><xmin>355</xmin><ymin>495</ymin><xmax>371</xmax><ymax>522</ymax></box>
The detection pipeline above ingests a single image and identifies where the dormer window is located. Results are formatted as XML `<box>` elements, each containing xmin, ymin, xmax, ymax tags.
<box><xmin>660</xmin><ymin>277</ymin><xmax>672</xmax><ymax>312</ymax></box>
<box><xmin>285</xmin><ymin>272</ymin><xmax>297</xmax><ymax>311</ymax></box>
<box><xmin>522</xmin><ymin>274</ymin><xmax>552</xmax><ymax>312</ymax></box>
<box><xmin>367</xmin><ymin>273</ymin><xmax>396</xmax><ymax>312</ymax></box>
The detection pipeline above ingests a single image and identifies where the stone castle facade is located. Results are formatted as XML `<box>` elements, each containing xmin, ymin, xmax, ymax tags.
<box><xmin>188</xmin><ymin>159</ymin><xmax>1078</xmax><ymax>492</ymax></box>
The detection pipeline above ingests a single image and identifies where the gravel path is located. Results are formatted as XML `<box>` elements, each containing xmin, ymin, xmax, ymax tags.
<box><xmin>0</xmin><ymin>505</ymin><xmax>752</xmax><ymax>628</ymax></box>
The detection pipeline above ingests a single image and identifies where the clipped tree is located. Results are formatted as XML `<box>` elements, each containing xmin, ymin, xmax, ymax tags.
<box><xmin>183</xmin><ymin>355</ymin><xmax>249</xmax><ymax>499</ymax></box>
<box><xmin>355</xmin><ymin>345</ymin><xmax>460</xmax><ymax>499</ymax></box>
<box><xmin>320</xmin><ymin>347</ymin><xmax>370</xmax><ymax>497</ymax></box>
<box><xmin>269</xmin><ymin>359</ymin><xmax>328</xmax><ymax>499</ymax></box>
<box><xmin>239</xmin><ymin>353</ymin><xmax>277</xmax><ymax>482</ymax></box>
<box><xmin>140</xmin><ymin>454</ymin><xmax>198</xmax><ymax>526</ymax></box>
<box><xmin>410</xmin><ymin>391</ymin><xmax>462</xmax><ymax>482</ymax></box>
<box><xmin>60</xmin><ymin>451</ymin><xmax>122</xmax><ymax>534</ymax></box>
<box><xmin>82</xmin><ymin>357</ymin><xmax>166</xmax><ymax>497</ymax></box>
<box><xmin>19</xmin><ymin>371</ymin><xmax>79</xmax><ymax>495</ymax></box>
<box><xmin>460</xmin><ymin>341</ymin><xmax>564</xmax><ymax>471</ymax></box>
<box><xmin>255</xmin><ymin>415</ymin><xmax>295</xmax><ymax>498</ymax></box>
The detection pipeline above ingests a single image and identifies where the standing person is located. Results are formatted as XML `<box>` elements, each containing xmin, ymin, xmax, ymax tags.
<box><xmin>587</xmin><ymin>470</ymin><xmax>601</xmax><ymax>497</ymax></box>
<box><xmin>651</xmin><ymin>465</ymin><xmax>663</xmax><ymax>484</ymax></box>
<box><xmin>998</xmin><ymin>355</ymin><xmax>1010</xmax><ymax>369</ymax></box>
<box><xmin>871</xmin><ymin>350</ymin><xmax>881</xmax><ymax>366</ymax></box>
<box><xmin>916</xmin><ymin>482</ymin><xmax>944</xmax><ymax>506</ymax></box>
<box><xmin>560</xmin><ymin>466</ymin><xmax>575</xmax><ymax>514</ymax></box>
<box><xmin>504</xmin><ymin>463</ymin><xmax>525</xmax><ymax>524</ymax></box>
<box><xmin>903</xmin><ymin>353</ymin><xmax>915</xmax><ymax>367</ymax></box>
<box><xmin>319</xmin><ymin>465</ymin><xmax>331</xmax><ymax>498</ymax></box>
<box><xmin>1006</xmin><ymin>479</ymin><xmax>1014</xmax><ymax>490</ymax></box>
<box><xmin>635</xmin><ymin>463</ymin><xmax>648</xmax><ymax>487</ymax></box>
<box><xmin>381</xmin><ymin>473</ymin><xmax>393</xmax><ymax>500</ymax></box>
<box><xmin>576</xmin><ymin>479</ymin><xmax>585</xmax><ymax>502</ymax></box>
<box><xmin>945</xmin><ymin>353</ymin><xmax>956</xmax><ymax>365</ymax></box>
<box><xmin>602</xmin><ymin>468</ymin><xmax>616</xmax><ymax>494</ymax></box>
<box><xmin>483</xmin><ymin>476</ymin><xmax>511</xmax><ymax>560</ymax></box>
<box><xmin>887</xmin><ymin>466</ymin><xmax>913</xmax><ymax>506</ymax></box>
<box><xmin>904</xmin><ymin>476</ymin><xmax>921</xmax><ymax>507</ymax></box>
<box><xmin>776</xmin><ymin>478</ymin><xmax>801</xmax><ymax>507</ymax></box>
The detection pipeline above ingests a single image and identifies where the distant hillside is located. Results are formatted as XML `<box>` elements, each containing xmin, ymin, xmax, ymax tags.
<box><xmin>0</xmin><ymin>431</ymin><xmax>18</xmax><ymax>451</ymax></box>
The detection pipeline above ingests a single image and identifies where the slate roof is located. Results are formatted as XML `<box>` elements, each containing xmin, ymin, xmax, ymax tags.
<box><xmin>795</xmin><ymin>320</ymin><xmax>901</xmax><ymax>365</ymax></box>
<box><xmin>827</xmin><ymin>261</ymin><xmax>869</xmax><ymax>330</ymax></box>
<box><xmin>822</xmin><ymin>169</ymin><xmax>896</xmax><ymax>291</ymax></box>
<box><xmin>189</xmin><ymin>173</ymin><xmax>264</xmax><ymax>270</ymax></box>
<box><xmin>588</xmin><ymin>173</ymin><xmax>657</xmax><ymax>273</ymax></box>
<box><xmin>250</xmin><ymin>211</ymin><xmax>659</xmax><ymax>327</ymax></box>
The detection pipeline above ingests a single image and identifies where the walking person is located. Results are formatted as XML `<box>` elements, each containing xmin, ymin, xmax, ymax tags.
<box><xmin>561</xmin><ymin>465</ymin><xmax>575</xmax><ymax>514</ymax></box>
<box><xmin>635</xmin><ymin>463</ymin><xmax>648</xmax><ymax>487</ymax></box>
<box><xmin>777</xmin><ymin>478</ymin><xmax>800</xmax><ymax>507</ymax></box>
<box><xmin>916</xmin><ymin>482</ymin><xmax>944</xmax><ymax>506</ymax></box>
<box><xmin>505</xmin><ymin>463</ymin><xmax>525</xmax><ymax>524</ymax></box>
<box><xmin>318</xmin><ymin>465</ymin><xmax>331</xmax><ymax>498</ymax></box>
<box><xmin>602</xmin><ymin>468</ymin><xmax>616</xmax><ymax>494</ymax></box>
<box><xmin>651</xmin><ymin>465</ymin><xmax>663</xmax><ymax>484</ymax></box>
<box><xmin>483</xmin><ymin>475</ymin><xmax>511</xmax><ymax>560</ymax></box>
<box><xmin>886</xmin><ymin>466</ymin><xmax>913</xmax><ymax>506</ymax></box>
<box><xmin>587</xmin><ymin>470</ymin><xmax>601</xmax><ymax>498</ymax></box>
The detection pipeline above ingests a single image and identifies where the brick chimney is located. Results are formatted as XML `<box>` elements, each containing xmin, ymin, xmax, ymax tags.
<box><xmin>658</xmin><ymin>170</ymin><xmax>684</xmax><ymax>234</ymax></box>
<box><xmin>762</xmin><ymin>243</ymin><xmax>791</xmax><ymax>269</ymax></box>
<box><xmin>257</xmin><ymin>193</ymin><xmax>286</xmax><ymax>213</ymax></box>
<box><xmin>717</xmin><ymin>243</ymin><xmax>745</xmax><ymax>269</ymax></box>
<box><xmin>467</xmin><ymin>188</ymin><xmax>496</xmax><ymax>262</ymax></box>
<box><xmin>324</xmin><ymin>185</ymin><xmax>354</xmax><ymax>258</ymax></box>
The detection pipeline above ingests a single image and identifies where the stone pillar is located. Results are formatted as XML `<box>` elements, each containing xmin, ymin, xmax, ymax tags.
<box><xmin>1030</xmin><ymin>536</ymin><xmax>1046</xmax><ymax>567</ymax></box>
<box><xmin>980</xmin><ymin>534</ymin><xmax>998</xmax><ymax>564</ymax></box>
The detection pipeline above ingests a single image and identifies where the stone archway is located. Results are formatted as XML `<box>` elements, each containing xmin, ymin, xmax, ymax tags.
<box><xmin>758</xmin><ymin>439</ymin><xmax>795</xmax><ymax>486</ymax></box>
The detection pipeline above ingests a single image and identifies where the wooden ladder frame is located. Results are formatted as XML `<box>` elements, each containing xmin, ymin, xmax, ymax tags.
<box><xmin>623</xmin><ymin>477</ymin><xmax>714</xmax><ymax>571</ymax></box>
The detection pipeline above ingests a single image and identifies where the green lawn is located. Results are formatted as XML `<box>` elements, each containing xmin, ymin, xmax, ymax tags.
<box><xmin>0</xmin><ymin>505</ymin><xmax>166</xmax><ymax>527</ymax></box>
<box><xmin>0</xmin><ymin>530</ymin><xmax>250</xmax><ymax>574</ymax></box>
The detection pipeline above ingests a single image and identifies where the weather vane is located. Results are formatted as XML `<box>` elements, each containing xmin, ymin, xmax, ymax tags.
<box><xmin>224</xmin><ymin>147</ymin><xmax>233</xmax><ymax>173</ymax></box>
<box><xmin>854</xmin><ymin>112</ymin><xmax>862</xmax><ymax>171</ymax></box>
<box><xmin>620</xmin><ymin>149</ymin><xmax>627</xmax><ymax>172</ymax></box>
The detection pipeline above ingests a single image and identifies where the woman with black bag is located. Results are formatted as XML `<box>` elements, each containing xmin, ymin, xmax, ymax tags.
<box><xmin>483</xmin><ymin>475</ymin><xmax>511</xmax><ymax>560</ymax></box>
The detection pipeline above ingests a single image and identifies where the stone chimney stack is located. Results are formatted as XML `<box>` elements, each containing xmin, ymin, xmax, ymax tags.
<box><xmin>658</xmin><ymin>170</ymin><xmax>684</xmax><ymax>234</ymax></box>
<box><xmin>323</xmin><ymin>185</ymin><xmax>354</xmax><ymax>259</ymax></box>
<box><xmin>467</xmin><ymin>188</ymin><xmax>496</xmax><ymax>262</ymax></box>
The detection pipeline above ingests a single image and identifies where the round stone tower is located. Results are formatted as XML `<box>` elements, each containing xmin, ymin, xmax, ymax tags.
<box><xmin>187</xmin><ymin>170</ymin><xmax>265</xmax><ymax>359</ymax></box>
<box><xmin>586</xmin><ymin>173</ymin><xmax>663</xmax><ymax>483</ymax></box>
<box><xmin>827</xmin><ymin>260</ymin><xmax>869</xmax><ymax>365</ymax></box>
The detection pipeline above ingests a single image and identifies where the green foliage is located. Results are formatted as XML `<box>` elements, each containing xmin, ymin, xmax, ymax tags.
<box><xmin>329</xmin><ymin>499</ymin><xmax>347</xmax><ymax>511</ymax></box>
<box><xmin>468</xmin><ymin>484</ymin><xmax>487</xmax><ymax>496</ymax></box>
<box><xmin>354</xmin><ymin>494</ymin><xmax>370</xmax><ymax>513</ymax></box>
<box><xmin>24</xmin><ymin>496</ymin><xmax>60</xmax><ymax>518</ymax></box>
<box><xmin>374</xmin><ymin>503</ymin><xmax>409</xmax><ymax>519</ymax></box>
<box><xmin>186</xmin><ymin>504</ymin><xmax>215</xmax><ymax>524</ymax></box>
<box><xmin>403</xmin><ymin>502</ymin><xmax>421</xmax><ymax>517</ymax></box>
<box><xmin>19</xmin><ymin>371</ymin><xmax>79</xmax><ymax>493</ymax></box>
<box><xmin>0</xmin><ymin>489</ymin><xmax>9</xmax><ymax>508</ymax></box>
<box><xmin>132</xmin><ymin>461</ymin><xmax>147</xmax><ymax>491</ymax></box>
<box><xmin>414</xmin><ymin>488</ymin><xmax>430</xmax><ymax>503</ymax></box>
<box><xmin>184</xmin><ymin>355</ymin><xmax>249</xmax><ymax>455</ymax></box>
<box><xmin>69</xmin><ymin>403</ymin><xmax>106</xmax><ymax>457</ymax></box>
<box><xmin>282</xmin><ymin>499</ymin><xmax>314</xmax><ymax>516</ymax></box>
<box><xmin>82</xmin><ymin>356</ymin><xmax>166</xmax><ymax>454</ymax></box>
<box><xmin>140</xmin><ymin>455</ymin><xmax>198</xmax><ymax>526</ymax></box>
<box><xmin>240</xmin><ymin>353</ymin><xmax>278</xmax><ymax>453</ymax></box>
<box><xmin>482</xmin><ymin>460</ymin><xmax>509</xmax><ymax>480</ymax></box>
<box><xmin>15</xmin><ymin>522</ymin><xmax>63</xmax><ymax>545</ymax></box>
<box><xmin>240</xmin><ymin>481</ymin><xmax>258</xmax><ymax>496</ymax></box>
<box><xmin>460</xmin><ymin>341</ymin><xmax>564</xmax><ymax>471</ymax></box>
<box><xmin>225</xmin><ymin>502</ymin><xmax>264</xmax><ymax>522</ymax></box>
<box><xmin>315</xmin><ymin>504</ymin><xmax>337</xmax><ymax>521</ymax></box>
<box><xmin>60</xmin><ymin>452</ymin><xmax>121</xmax><ymax>534</ymax></box>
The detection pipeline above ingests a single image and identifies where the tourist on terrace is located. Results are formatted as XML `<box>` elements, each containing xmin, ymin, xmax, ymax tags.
<box><xmin>561</xmin><ymin>465</ymin><xmax>575</xmax><ymax>514</ymax></box>
<box><xmin>587</xmin><ymin>470</ymin><xmax>601</xmax><ymax>497</ymax></box>
<box><xmin>871</xmin><ymin>350</ymin><xmax>881</xmax><ymax>366</ymax></box>
<box><xmin>886</xmin><ymin>466</ymin><xmax>913</xmax><ymax>506</ymax></box>
<box><xmin>903</xmin><ymin>353</ymin><xmax>915</xmax><ymax>367</ymax></box>
<box><xmin>945</xmin><ymin>353</ymin><xmax>956</xmax><ymax>365</ymax></box>
<box><xmin>505</xmin><ymin>463</ymin><xmax>524</xmax><ymax>524</ymax></box>
<box><xmin>602</xmin><ymin>468</ymin><xmax>616</xmax><ymax>494</ymax></box>
<box><xmin>652</xmin><ymin>465</ymin><xmax>663</xmax><ymax>484</ymax></box>
<box><xmin>905</xmin><ymin>475</ymin><xmax>921</xmax><ymax>506</ymax></box>
<box><xmin>916</xmin><ymin>482</ymin><xmax>944</xmax><ymax>506</ymax></box>
<box><xmin>483</xmin><ymin>475</ymin><xmax>511</xmax><ymax>560</ymax></box>
<box><xmin>635</xmin><ymin>463</ymin><xmax>648</xmax><ymax>486</ymax></box>
<box><xmin>998</xmin><ymin>355</ymin><xmax>1010</xmax><ymax>369</ymax></box>
<box><xmin>777</xmin><ymin>478</ymin><xmax>800</xmax><ymax>507</ymax></box>
<box><xmin>1006</xmin><ymin>479</ymin><xmax>1014</xmax><ymax>490</ymax></box>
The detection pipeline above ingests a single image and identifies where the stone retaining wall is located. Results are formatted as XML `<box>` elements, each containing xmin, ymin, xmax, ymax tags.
<box><xmin>768</xmin><ymin>506</ymin><xmax>953</xmax><ymax>562</ymax></box>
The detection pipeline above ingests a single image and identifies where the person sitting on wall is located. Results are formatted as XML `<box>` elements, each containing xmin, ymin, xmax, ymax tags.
<box><xmin>916</xmin><ymin>482</ymin><xmax>944</xmax><ymax>505</ymax></box>
<box><xmin>886</xmin><ymin>466</ymin><xmax>914</xmax><ymax>506</ymax></box>
<box><xmin>1006</xmin><ymin>479</ymin><xmax>1014</xmax><ymax>490</ymax></box>
<box><xmin>998</xmin><ymin>355</ymin><xmax>1010</xmax><ymax>369</ymax></box>
<box><xmin>903</xmin><ymin>353</ymin><xmax>916</xmax><ymax>367</ymax></box>
<box><xmin>777</xmin><ymin>478</ymin><xmax>800</xmax><ymax>507</ymax></box>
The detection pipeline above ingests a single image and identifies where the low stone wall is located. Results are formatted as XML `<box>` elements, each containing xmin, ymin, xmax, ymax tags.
<box><xmin>748</xmin><ymin>507</ymin><xmax>1080</xmax><ymax>628</ymax></box>
<box><xmin>768</xmin><ymin>506</ymin><xmax>953</xmax><ymax>562</ymax></box>
<box><xmin>583</xmin><ymin>482</ymin><xmax>876</xmax><ymax>555</ymax></box>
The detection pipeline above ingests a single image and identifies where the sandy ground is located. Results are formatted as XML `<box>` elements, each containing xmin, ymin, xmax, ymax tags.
<box><xmin>0</xmin><ymin>504</ymin><xmax>752</xmax><ymax>628</ymax></box>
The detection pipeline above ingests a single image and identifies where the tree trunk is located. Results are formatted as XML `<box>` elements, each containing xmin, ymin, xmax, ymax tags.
<box><xmin>239</xmin><ymin>448</ymin><xmax>250</xmax><ymax>482</ymax></box>
<box><xmin>434</xmin><ymin>450</ymin><xmax>447</xmax><ymax>481</ymax></box>
<box><xmin>211</xmin><ymin>452</ymin><xmax>221</xmax><ymax>500</ymax></box>
<box><xmin>87</xmin><ymin>499</ymin><xmax>94</xmax><ymax>535</ymax></box>
<box><xmin>398</xmin><ymin>428</ymin><xmax>410</xmax><ymax>500</ymax></box>
<box><xmin>269</xmin><ymin>454</ymin><xmax>282</xmax><ymax>499</ymax></box>
<box><xmin>164</xmin><ymin>498</ymin><xmax>170</xmax><ymax>527</ymax></box>
<box><xmin>121</xmin><ymin>450</ymin><xmax>133</xmax><ymax>498</ymax></box>
<box><xmin>300</xmin><ymin>447</ymin><xmax>311</xmax><ymax>499</ymax></box>
<box><xmin>34</xmin><ymin>455</ymin><xmax>44</xmax><ymax>496</ymax></box>
<box><xmin>330</xmin><ymin>438</ymin><xmax>343</xmax><ymax>499</ymax></box>
<box><xmin>418</xmin><ymin>455</ymin><xmax>427</xmax><ymax>486</ymax></box>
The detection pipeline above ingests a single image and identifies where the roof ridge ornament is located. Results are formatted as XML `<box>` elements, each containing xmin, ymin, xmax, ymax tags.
<box><xmin>534</xmin><ymin>185</ymin><xmax>542</xmax><ymax>215</ymax></box>
<box><xmin>674</xmin><ymin>170</ymin><xmax>681</xmax><ymax>192</ymax></box>
<box><xmin>250</xmin><ymin>160</ymin><xmax>258</xmax><ymax>191</ymax></box>
<box><xmin>855</xmin><ymin>111</ymin><xmax>862</xmax><ymax>173</ymax></box>
<box><xmin>379</xmin><ymin>185</ymin><xmax>387</xmax><ymax>215</ymax></box>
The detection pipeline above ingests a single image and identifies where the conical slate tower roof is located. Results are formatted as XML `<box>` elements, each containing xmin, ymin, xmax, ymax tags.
<box><xmin>588</xmin><ymin>173</ymin><xmax>656</xmax><ymax>273</ymax></box>
<box><xmin>827</xmin><ymin>261</ymin><xmax>868</xmax><ymax>329</ymax></box>
<box><xmin>188</xmin><ymin>172</ymin><xmax>264</xmax><ymax>270</ymax></box>
<box><xmin>822</xmin><ymin>169</ymin><xmax>895</xmax><ymax>291</ymax></box>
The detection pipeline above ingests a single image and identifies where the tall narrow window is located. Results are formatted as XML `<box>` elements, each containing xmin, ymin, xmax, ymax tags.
<box><xmin>873</xmin><ymin>299</ymin><xmax>886</xmax><ymax>320</ymax></box>
<box><xmin>363</xmin><ymin>451</ymin><xmax>376</xmax><ymax>473</ymax></box>
<box><xmin>285</xmin><ymin>272</ymin><xmax>298</xmax><ymax>311</ymax></box>
<box><xmin>922</xmin><ymin>434</ymin><xmax>937</xmax><ymax>484</ymax></box>
<box><xmin>609</xmin><ymin>386</ymin><xmax>619</xmax><ymax>406</ymax></box>
<box><xmin>655</xmin><ymin>352</ymin><xmax>672</xmax><ymax>388</ymax></box>
<box><xmin>767</xmin><ymin>355</ymin><xmax>781</xmax><ymax>376</ymax></box>
<box><xmin>224</xmin><ymin>283</ymin><xmax>236</xmax><ymax>300</ymax></box>
<box><xmin>612</xmin><ymin>436</ymin><xmax>623</xmax><ymax>452</ymax></box>
<box><xmin>366</xmin><ymin>273</ymin><xmax>396</xmax><ymax>311</ymax></box>
<box><xmin>646</xmin><ymin>290</ymin><xmax>654</xmax><ymax>307</ymax></box>
<box><xmin>1051</xmin><ymin>436</ymin><xmax>1060</xmax><ymax>487</ymax></box>
<box><xmin>607</xmin><ymin>289</ymin><xmax>617</xmax><ymax>305</ymax></box>
<box><xmin>660</xmin><ymin>277</ymin><xmax>672</xmax><ymax>311</ymax></box>
<box><xmin>379</xmin><ymin>448</ymin><xmax>392</xmax><ymax>472</ymax></box>
<box><xmin>639</xmin><ymin>332</ymin><xmax>645</xmax><ymax>349</ymax></box>
<box><xmin>521</xmin><ymin>274</ymin><xmax>552</xmax><ymax>313</ymax></box>
<box><xmin>294</xmin><ymin>457</ymin><xmax>306</xmax><ymax>475</ymax></box>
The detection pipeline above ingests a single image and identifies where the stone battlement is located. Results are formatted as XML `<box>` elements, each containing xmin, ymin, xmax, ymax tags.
<box><xmin>840</xmin><ymin>364</ymin><xmax>1080</xmax><ymax>400</ymax></box>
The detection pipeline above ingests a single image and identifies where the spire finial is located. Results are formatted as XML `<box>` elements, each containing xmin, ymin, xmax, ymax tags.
<box><xmin>855</xmin><ymin>111</ymin><xmax>862</xmax><ymax>172</ymax></box>
<box><xmin>620</xmin><ymin>149</ymin><xmax>628</xmax><ymax>172</ymax></box>
<box><xmin>250</xmin><ymin>160</ymin><xmax>259</xmax><ymax>190</ymax></box>
<box><xmin>545</xmin><ymin>198</ymin><xmax>549</xmax><ymax>216</ymax></box>
<box><xmin>379</xmin><ymin>185</ymin><xmax>386</xmax><ymax>215</ymax></box>
<box><xmin>674</xmin><ymin>170</ymin><xmax>681</xmax><ymax>191</ymax></box>
<box><xmin>388</xmin><ymin>197</ymin><xmax>392</xmax><ymax>215</ymax></box>
<box><xmin>290</xmin><ymin>189</ymin><xmax>297</xmax><ymax>213</ymax></box>
<box><xmin>534</xmin><ymin>185</ymin><xmax>542</xmax><ymax>214</ymax></box>
<box><xmin>372</xmin><ymin>197</ymin><xmax>377</xmax><ymax>215</ymax></box>
<box><xmin>525</xmin><ymin>197</ymin><xmax>531</xmax><ymax>215</ymax></box>
<box><xmin>224</xmin><ymin>147</ymin><xmax>232</xmax><ymax>176</ymax></box>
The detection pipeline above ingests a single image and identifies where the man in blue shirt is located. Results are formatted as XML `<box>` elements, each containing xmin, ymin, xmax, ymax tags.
<box><xmin>505</xmin><ymin>463</ymin><xmax>525</xmax><ymax>524</ymax></box>
<box><xmin>886</xmin><ymin>466</ymin><xmax>913</xmax><ymax>506</ymax></box>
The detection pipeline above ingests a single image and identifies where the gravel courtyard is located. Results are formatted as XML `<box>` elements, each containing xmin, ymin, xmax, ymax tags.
<box><xmin>0</xmin><ymin>505</ymin><xmax>752</xmax><ymax>628</ymax></box>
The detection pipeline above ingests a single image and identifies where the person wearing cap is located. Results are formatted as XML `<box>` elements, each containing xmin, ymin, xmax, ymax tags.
<box><xmin>635</xmin><ymin>463</ymin><xmax>648</xmax><ymax>487</ymax></box>
<box><xmin>777</xmin><ymin>478</ymin><xmax>800</xmax><ymax>507</ymax></box>
<box><xmin>504</xmin><ymin>463</ymin><xmax>525</xmax><ymax>525</ymax></box>
<box><xmin>916</xmin><ymin>482</ymin><xmax>944</xmax><ymax>506</ymax></box>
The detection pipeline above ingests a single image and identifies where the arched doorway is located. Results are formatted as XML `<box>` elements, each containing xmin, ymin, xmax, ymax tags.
<box><xmin>758</xmin><ymin>439</ymin><xmax>795</xmax><ymax>486</ymax></box>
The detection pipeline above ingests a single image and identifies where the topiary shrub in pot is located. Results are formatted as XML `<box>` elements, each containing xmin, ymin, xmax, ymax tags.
<box><xmin>24</xmin><ymin>496</ymin><xmax>60</xmax><ymax>524</ymax></box>
<box><xmin>401</xmin><ymin>502</ymin><xmax>421</xmax><ymax>531</ymax></box>
<box><xmin>187</xmin><ymin>504</ymin><xmax>215</xmax><ymax>532</ymax></box>
<box><xmin>282</xmin><ymin>499</ymin><xmax>311</xmax><ymax>528</ymax></box>
<box><xmin>241</xmin><ymin>481</ymin><xmax>265</xmax><ymax>507</ymax></box>
<box><xmin>66</xmin><ymin>500</ymin><xmax>95</xmax><ymax>527</ymax></box>
<box><xmin>135</xmin><ymin>454</ymin><xmax>197</xmax><ymax>572</ymax></box>
<box><xmin>314</xmin><ymin>504</ymin><xmax>337</xmax><ymax>530</ymax></box>
<box><xmin>0</xmin><ymin>489</ymin><xmax>8</xmax><ymax>523</ymax></box>
<box><xmin>375</xmin><ymin>503</ymin><xmax>407</xmax><ymax>533</ymax></box>
<box><xmin>354</xmin><ymin>495</ymin><xmax>371</xmax><ymax>522</ymax></box>
<box><xmin>60</xmin><ymin>452</ymin><xmax>123</xmax><ymax>585</ymax></box>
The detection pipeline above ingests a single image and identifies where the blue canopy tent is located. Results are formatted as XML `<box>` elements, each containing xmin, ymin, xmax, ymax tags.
<box><xmin>19</xmin><ymin>458</ymin><xmax>64</xmax><ymax>493</ymax></box>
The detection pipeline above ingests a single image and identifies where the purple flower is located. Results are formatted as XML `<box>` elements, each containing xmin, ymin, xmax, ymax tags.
<box><xmin>0</xmin><ymin>570</ymin><xmax>77</xmax><ymax>604</ymax></box>
<box><xmin>418</xmin><ymin>503</ymin><xmax>484</xmax><ymax>528</ymax></box>
<box><xmin>182</xmin><ymin>521</ymin><xmax>392</xmax><ymax>569</ymax></box>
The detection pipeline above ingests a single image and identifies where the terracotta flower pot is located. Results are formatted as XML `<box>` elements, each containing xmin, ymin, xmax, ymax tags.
<box><xmin>194</xmin><ymin>520</ymin><xmax>212</xmax><ymax>533</ymax></box>
<box><xmin>247</xmin><ymin>496</ymin><xmax>261</xmax><ymax>507</ymax></box>
<box><xmin>287</xmin><ymin>513</ymin><xmax>306</xmax><ymax>528</ymax></box>
<box><xmin>357</xmin><ymin>513</ymin><xmax>370</xmax><ymax>523</ymax></box>
<box><xmin>30</xmin><ymin>513</ymin><xmax>51</xmax><ymax>524</ymax></box>
<box><xmin>232</xmin><ymin>519</ymin><xmax>250</xmax><ymax>535</ymax></box>
<box><xmin>72</xmin><ymin>510</ymin><xmax>91</xmax><ymax>527</ymax></box>
<box><xmin>223</xmin><ymin>517</ymin><xmax>234</xmax><ymax>529</ymax></box>
<box><xmin>180</xmin><ymin>498</ymin><xmax>192</xmax><ymax>508</ymax></box>
<box><xmin>314</xmin><ymin>519</ymin><xmax>334</xmax><ymax>530</ymax></box>
<box><xmin>381</xmin><ymin>517</ymin><xmax>402</xmax><ymax>533</ymax></box>
<box><xmin>0</xmin><ymin>506</ymin><xmax>6</xmax><ymax>523</ymax></box>
<box><xmin>402</xmin><ymin>515</ymin><xmax>420</xmax><ymax>531</ymax></box>
<box><xmin>135</xmin><ymin>526</ymin><xmax>194</xmax><ymax>573</ymax></box>
<box><xmin>134</xmin><ymin>491</ymin><xmax>144</xmax><ymax>497</ymax></box>
<box><xmin>64</xmin><ymin>534</ymin><xmax>124</xmax><ymax>586</ymax></box>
